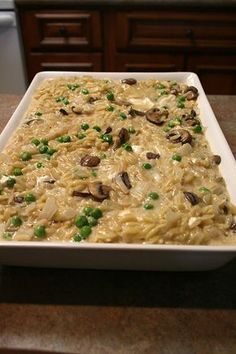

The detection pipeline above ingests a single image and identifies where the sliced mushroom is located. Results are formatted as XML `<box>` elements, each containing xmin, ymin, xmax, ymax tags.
<box><xmin>72</xmin><ymin>190</ymin><xmax>91</xmax><ymax>198</ymax></box>
<box><xmin>115</xmin><ymin>171</ymin><xmax>132</xmax><ymax>194</ymax></box>
<box><xmin>184</xmin><ymin>86</ymin><xmax>199</xmax><ymax>100</ymax></box>
<box><xmin>88</xmin><ymin>182</ymin><xmax>111</xmax><ymax>201</ymax></box>
<box><xmin>170</xmin><ymin>84</ymin><xmax>181</xmax><ymax>95</ymax></box>
<box><xmin>114</xmin><ymin>128</ymin><xmax>130</xmax><ymax>150</ymax></box>
<box><xmin>88</xmin><ymin>96</ymin><xmax>97</xmax><ymax>104</ymax></box>
<box><xmin>181</xmin><ymin>114</ymin><xmax>199</xmax><ymax>127</ymax></box>
<box><xmin>13</xmin><ymin>196</ymin><xmax>24</xmax><ymax>203</ymax></box>
<box><xmin>80</xmin><ymin>154</ymin><xmax>101</xmax><ymax>167</ymax></box>
<box><xmin>43</xmin><ymin>178</ymin><xmax>56</xmax><ymax>184</ymax></box>
<box><xmin>121</xmin><ymin>78</ymin><xmax>137</xmax><ymax>85</ymax></box>
<box><xmin>183</xmin><ymin>191</ymin><xmax>200</xmax><ymax>206</ymax></box>
<box><xmin>166</xmin><ymin>129</ymin><xmax>192</xmax><ymax>145</ymax></box>
<box><xmin>119</xmin><ymin>128</ymin><xmax>130</xmax><ymax>144</ymax></box>
<box><xmin>146</xmin><ymin>152</ymin><xmax>160</xmax><ymax>160</ymax></box>
<box><xmin>114</xmin><ymin>98</ymin><xmax>131</xmax><ymax>106</ymax></box>
<box><xmin>71</xmin><ymin>105</ymin><xmax>83</xmax><ymax>114</ymax></box>
<box><xmin>24</xmin><ymin>118</ymin><xmax>43</xmax><ymax>126</ymax></box>
<box><xmin>212</xmin><ymin>155</ymin><xmax>221</xmax><ymax>165</ymax></box>
<box><xmin>170</xmin><ymin>88</ymin><xmax>179</xmax><ymax>96</ymax></box>
<box><xmin>230</xmin><ymin>222</ymin><xmax>236</xmax><ymax>231</ymax></box>
<box><xmin>104</xmin><ymin>126</ymin><xmax>112</xmax><ymax>134</ymax></box>
<box><xmin>191</xmin><ymin>109</ymin><xmax>197</xmax><ymax>117</ymax></box>
<box><xmin>59</xmin><ymin>108</ymin><xmax>68</xmax><ymax>116</ymax></box>
<box><xmin>146</xmin><ymin>108</ymin><xmax>169</xmax><ymax>125</ymax></box>
<box><xmin>129</xmin><ymin>108</ymin><xmax>145</xmax><ymax>117</ymax></box>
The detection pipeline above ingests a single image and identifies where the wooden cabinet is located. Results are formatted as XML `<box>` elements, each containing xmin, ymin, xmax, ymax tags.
<box><xmin>18</xmin><ymin>5</ymin><xmax>236</xmax><ymax>94</ymax></box>
<box><xmin>19</xmin><ymin>10</ymin><xmax>103</xmax><ymax>81</ymax></box>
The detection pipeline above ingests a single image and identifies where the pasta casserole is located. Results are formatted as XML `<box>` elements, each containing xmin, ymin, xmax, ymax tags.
<box><xmin>0</xmin><ymin>75</ymin><xmax>235</xmax><ymax>245</ymax></box>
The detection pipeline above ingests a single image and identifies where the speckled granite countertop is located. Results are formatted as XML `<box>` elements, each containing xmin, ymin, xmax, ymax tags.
<box><xmin>15</xmin><ymin>0</ymin><xmax>236</xmax><ymax>8</ymax></box>
<box><xmin>0</xmin><ymin>95</ymin><xmax>236</xmax><ymax>354</ymax></box>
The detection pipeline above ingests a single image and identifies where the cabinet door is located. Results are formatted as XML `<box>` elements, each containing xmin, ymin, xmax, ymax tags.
<box><xmin>114</xmin><ymin>53</ymin><xmax>184</xmax><ymax>72</ymax></box>
<box><xmin>187</xmin><ymin>55</ymin><xmax>236</xmax><ymax>94</ymax></box>
<box><xmin>20</xmin><ymin>10</ymin><xmax>102</xmax><ymax>51</ymax></box>
<box><xmin>27</xmin><ymin>53</ymin><xmax>102</xmax><ymax>81</ymax></box>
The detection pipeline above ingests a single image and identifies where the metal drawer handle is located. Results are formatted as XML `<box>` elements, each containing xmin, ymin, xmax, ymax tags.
<box><xmin>58</xmin><ymin>26</ymin><xmax>68</xmax><ymax>37</ymax></box>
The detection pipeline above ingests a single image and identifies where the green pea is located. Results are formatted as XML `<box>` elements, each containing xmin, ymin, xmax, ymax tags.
<box><xmin>81</xmin><ymin>123</ymin><xmax>89</xmax><ymax>131</ymax></box>
<box><xmin>39</xmin><ymin>145</ymin><xmax>49</xmax><ymax>154</ymax></box>
<box><xmin>77</xmin><ymin>133</ymin><xmax>86</xmax><ymax>140</ymax></box>
<box><xmin>46</xmin><ymin>148</ymin><xmax>57</xmax><ymax>156</ymax></box>
<box><xmin>193</xmin><ymin>125</ymin><xmax>202</xmax><ymax>133</ymax></box>
<box><xmin>67</xmin><ymin>83</ymin><xmax>80</xmax><ymax>91</ymax></box>
<box><xmin>12</xmin><ymin>167</ymin><xmax>23</xmax><ymax>176</ymax></box>
<box><xmin>35</xmin><ymin>111</ymin><xmax>42</xmax><ymax>116</ymax></box>
<box><xmin>81</xmin><ymin>89</ymin><xmax>89</xmax><ymax>95</ymax></box>
<box><xmin>24</xmin><ymin>193</ymin><xmax>36</xmax><ymax>203</ymax></box>
<box><xmin>40</xmin><ymin>138</ymin><xmax>48</xmax><ymax>145</ymax></box>
<box><xmin>177</xmin><ymin>102</ymin><xmax>185</xmax><ymax>109</ymax></box>
<box><xmin>168</xmin><ymin>118</ymin><xmax>181</xmax><ymax>128</ymax></box>
<box><xmin>163</xmin><ymin>127</ymin><xmax>171</xmax><ymax>132</ymax></box>
<box><xmin>34</xmin><ymin>225</ymin><xmax>46</xmax><ymax>238</ymax></box>
<box><xmin>160</xmin><ymin>89</ymin><xmax>168</xmax><ymax>96</ymax></box>
<box><xmin>172</xmin><ymin>154</ymin><xmax>182</xmax><ymax>162</ymax></box>
<box><xmin>106</xmin><ymin>92</ymin><xmax>114</xmax><ymax>101</ymax></box>
<box><xmin>199</xmin><ymin>187</ymin><xmax>210</xmax><ymax>193</ymax></box>
<box><xmin>2</xmin><ymin>232</ymin><xmax>13</xmax><ymax>240</ymax></box>
<box><xmin>106</xmin><ymin>105</ymin><xmax>114</xmax><ymax>112</ymax></box>
<box><xmin>83</xmin><ymin>207</ymin><xmax>94</xmax><ymax>216</ymax></box>
<box><xmin>122</xmin><ymin>143</ymin><xmax>133</xmax><ymax>152</ymax></box>
<box><xmin>90</xmin><ymin>208</ymin><xmax>103</xmax><ymax>219</ymax></box>
<box><xmin>144</xmin><ymin>203</ymin><xmax>154</xmax><ymax>210</ymax></box>
<box><xmin>57</xmin><ymin>135</ymin><xmax>71</xmax><ymax>143</ymax></box>
<box><xmin>93</xmin><ymin>125</ymin><xmax>101</xmax><ymax>132</ymax></box>
<box><xmin>157</xmin><ymin>83</ymin><xmax>165</xmax><ymax>89</ymax></box>
<box><xmin>100</xmin><ymin>153</ymin><xmax>107</xmax><ymax>159</ymax></box>
<box><xmin>128</xmin><ymin>127</ymin><xmax>136</xmax><ymax>134</ymax></box>
<box><xmin>91</xmin><ymin>170</ymin><xmax>97</xmax><ymax>177</ymax></box>
<box><xmin>73</xmin><ymin>234</ymin><xmax>84</xmax><ymax>242</ymax></box>
<box><xmin>36</xmin><ymin>162</ymin><xmax>44</xmax><ymax>169</ymax></box>
<box><xmin>101</xmin><ymin>133</ymin><xmax>113</xmax><ymax>145</ymax></box>
<box><xmin>21</xmin><ymin>151</ymin><xmax>32</xmax><ymax>161</ymax></box>
<box><xmin>87</xmin><ymin>216</ymin><xmax>98</xmax><ymax>227</ymax></box>
<box><xmin>119</xmin><ymin>112</ymin><xmax>127</xmax><ymax>120</ymax></box>
<box><xmin>148</xmin><ymin>192</ymin><xmax>159</xmax><ymax>200</ymax></box>
<box><xmin>79</xmin><ymin>225</ymin><xmax>92</xmax><ymax>238</ymax></box>
<box><xmin>31</xmin><ymin>138</ymin><xmax>40</xmax><ymax>146</ymax></box>
<box><xmin>11</xmin><ymin>216</ymin><xmax>22</xmax><ymax>227</ymax></box>
<box><xmin>143</xmin><ymin>163</ymin><xmax>152</xmax><ymax>170</ymax></box>
<box><xmin>56</xmin><ymin>96</ymin><xmax>69</xmax><ymax>105</ymax></box>
<box><xmin>75</xmin><ymin>215</ymin><xmax>88</xmax><ymax>228</ymax></box>
<box><xmin>6</xmin><ymin>177</ymin><xmax>16</xmax><ymax>188</ymax></box>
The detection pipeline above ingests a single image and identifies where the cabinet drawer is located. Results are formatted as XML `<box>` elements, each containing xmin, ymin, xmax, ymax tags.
<box><xmin>116</xmin><ymin>10</ymin><xmax>236</xmax><ymax>51</ymax></box>
<box><xmin>114</xmin><ymin>53</ymin><xmax>184</xmax><ymax>72</ymax></box>
<box><xmin>27</xmin><ymin>53</ymin><xmax>102</xmax><ymax>81</ymax></box>
<box><xmin>20</xmin><ymin>10</ymin><xmax>102</xmax><ymax>50</ymax></box>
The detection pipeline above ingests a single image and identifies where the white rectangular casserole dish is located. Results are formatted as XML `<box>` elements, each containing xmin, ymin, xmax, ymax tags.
<box><xmin>0</xmin><ymin>71</ymin><xmax>236</xmax><ymax>271</ymax></box>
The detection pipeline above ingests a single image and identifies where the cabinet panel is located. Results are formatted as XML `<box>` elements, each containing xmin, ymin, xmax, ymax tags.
<box><xmin>27</xmin><ymin>53</ymin><xmax>102</xmax><ymax>81</ymax></box>
<box><xmin>115</xmin><ymin>11</ymin><xmax>236</xmax><ymax>51</ymax></box>
<box><xmin>20</xmin><ymin>10</ymin><xmax>102</xmax><ymax>50</ymax></box>
<box><xmin>187</xmin><ymin>55</ymin><xmax>236</xmax><ymax>94</ymax></box>
<box><xmin>114</xmin><ymin>53</ymin><xmax>184</xmax><ymax>72</ymax></box>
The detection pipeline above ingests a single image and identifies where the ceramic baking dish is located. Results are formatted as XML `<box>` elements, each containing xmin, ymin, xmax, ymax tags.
<box><xmin>0</xmin><ymin>71</ymin><xmax>236</xmax><ymax>271</ymax></box>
